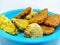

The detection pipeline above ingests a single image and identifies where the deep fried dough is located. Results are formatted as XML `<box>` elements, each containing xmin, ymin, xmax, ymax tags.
<box><xmin>44</xmin><ymin>14</ymin><xmax>59</xmax><ymax>27</ymax></box>
<box><xmin>14</xmin><ymin>7</ymin><xmax>31</xmax><ymax>19</ymax></box>
<box><xmin>29</xmin><ymin>8</ymin><xmax>48</xmax><ymax>24</ymax></box>
<box><xmin>41</xmin><ymin>25</ymin><xmax>54</xmax><ymax>35</ymax></box>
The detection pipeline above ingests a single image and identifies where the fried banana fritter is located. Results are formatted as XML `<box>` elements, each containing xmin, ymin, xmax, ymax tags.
<box><xmin>29</xmin><ymin>8</ymin><xmax>48</xmax><ymax>24</ymax></box>
<box><xmin>14</xmin><ymin>7</ymin><xmax>31</xmax><ymax>19</ymax></box>
<box><xmin>41</xmin><ymin>25</ymin><xmax>55</xmax><ymax>35</ymax></box>
<box><xmin>0</xmin><ymin>18</ymin><xmax>19</xmax><ymax>35</ymax></box>
<box><xmin>44</xmin><ymin>14</ymin><xmax>59</xmax><ymax>27</ymax></box>
<box><xmin>24</xmin><ymin>23</ymin><xmax>43</xmax><ymax>38</ymax></box>
<box><xmin>12</xmin><ymin>18</ymin><xmax>29</xmax><ymax>31</ymax></box>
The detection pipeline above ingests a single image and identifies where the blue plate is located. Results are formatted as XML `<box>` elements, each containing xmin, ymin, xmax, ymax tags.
<box><xmin>0</xmin><ymin>9</ymin><xmax>60</xmax><ymax>43</ymax></box>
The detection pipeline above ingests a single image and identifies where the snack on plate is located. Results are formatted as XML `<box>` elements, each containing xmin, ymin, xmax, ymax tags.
<box><xmin>0</xmin><ymin>7</ymin><xmax>60</xmax><ymax>37</ymax></box>
<box><xmin>0</xmin><ymin>19</ymin><xmax>19</xmax><ymax>35</ymax></box>
<box><xmin>24</xmin><ymin>23</ymin><xmax>43</xmax><ymax>38</ymax></box>
<box><xmin>44</xmin><ymin>14</ymin><xmax>59</xmax><ymax>27</ymax></box>
<box><xmin>41</xmin><ymin>25</ymin><xmax>55</xmax><ymax>35</ymax></box>
<box><xmin>0</xmin><ymin>15</ymin><xmax>8</xmax><ymax>27</ymax></box>
<box><xmin>12</xmin><ymin>18</ymin><xmax>29</xmax><ymax>31</ymax></box>
<box><xmin>14</xmin><ymin>7</ymin><xmax>31</xmax><ymax>19</ymax></box>
<box><xmin>29</xmin><ymin>8</ymin><xmax>48</xmax><ymax>24</ymax></box>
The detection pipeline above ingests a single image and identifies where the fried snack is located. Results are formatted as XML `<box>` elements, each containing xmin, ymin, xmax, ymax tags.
<box><xmin>54</xmin><ymin>14</ymin><xmax>60</xmax><ymax>24</ymax></box>
<box><xmin>0</xmin><ymin>15</ymin><xmax>8</xmax><ymax>27</ymax></box>
<box><xmin>29</xmin><ymin>8</ymin><xmax>48</xmax><ymax>24</ymax></box>
<box><xmin>25</xmin><ymin>10</ymin><xmax>36</xmax><ymax>20</ymax></box>
<box><xmin>58</xmin><ymin>15</ymin><xmax>60</xmax><ymax>24</ymax></box>
<box><xmin>24</xmin><ymin>23</ymin><xmax>43</xmax><ymax>38</ymax></box>
<box><xmin>41</xmin><ymin>25</ymin><xmax>55</xmax><ymax>35</ymax></box>
<box><xmin>55</xmin><ymin>14</ymin><xmax>60</xmax><ymax>24</ymax></box>
<box><xmin>44</xmin><ymin>14</ymin><xmax>59</xmax><ymax>27</ymax></box>
<box><xmin>12</xmin><ymin>18</ymin><xmax>29</xmax><ymax>31</ymax></box>
<box><xmin>14</xmin><ymin>7</ymin><xmax>31</xmax><ymax>19</ymax></box>
<box><xmin>0</xmin><ymin>19</ymin><xmax>19</xmax><ymax>35</ymax></box>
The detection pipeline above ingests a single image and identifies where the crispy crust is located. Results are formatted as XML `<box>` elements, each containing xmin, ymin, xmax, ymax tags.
<box><xmin>44</xmin><ymin>14</ymin><xmax>59</xmax><ymax>27</ymax></box>
<box><xmin>41</xmin><ymin>25</ymin><xmax>55</xmax><ymax>35</ymax></box>
<box><xmin>29</xmin><ymin>8</ymin><xmax>48</xmax><ymax>24</ymax></box>
<box><xmin>58</xmin><ymin>15</ymin><xmax>60</xmax><ymax>24</ymax></box>
<box><xmin>14</xmin><ymin>7</ymin><xmax>32</xmax><ymax>19</ymax></box>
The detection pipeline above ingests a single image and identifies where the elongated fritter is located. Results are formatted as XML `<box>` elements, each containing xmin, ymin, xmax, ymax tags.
<box><xmin>29</xmin><ymin>8</ymin><xmax>48</xmax><ymax>24</ymax></box>
<box><xmin>41</xmin><ymin>25</ymin><xmax>55</xmax><ymax>35</ymax></box>
<box><xmin>12</xmin><ymin>18</ymin><xmax>29</xmax><ymax>31</ymax></box>
<box><xmin>14</xmin><ymin>7</ymin><xmax>31</xmax><ymax>19</ymax></box>
<box><xmin>44</xmin><ymin>14</ymin><xmax>59</xmax><ymax>27</ymax></box>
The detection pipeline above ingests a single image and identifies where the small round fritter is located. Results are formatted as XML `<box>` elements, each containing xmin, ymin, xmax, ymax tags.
<box><xmin>29</xmin><ymin>8</ymin><xmax>48</xmax><ymax>24</ymax></box>
<box><xmin>14</xmin><ymin>7</ymin><xmax>32</xmax><ymax>19</ymax></box>
<box><xmin>12</xmin><ymin>18</ymin><xmax>29</xmax><ymax>31</ymax></box>
<box><xmin>24</xmin><ymin>23</ymin><xmax>43</xmax><ymax>38</ymax></box>
<box><xmin>41</xmin><ymin>25</ymin><xmax>55</xmax><ymax>35</ymax></box>
<box><xmin>44</xmin><ymin>14</ymin><xmax>59</xmax><ymax>27</ymax></box>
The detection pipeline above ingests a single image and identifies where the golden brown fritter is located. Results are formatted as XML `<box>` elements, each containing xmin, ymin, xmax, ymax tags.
<box><xmin>41</xmin><ymin>25</ymin><xmax>55</xmax><ymax>35</ymax></box>
<box><xmin>44</xmin><ymin>14</ymin><xmax>59</xmax><ymax>27</ymax></box>
<box><xmin>58</xmin><ymin>15</ymin><xmax>60</xmax><ymax>24</ymax></box>
<box><xmin>53</xmin><ymin>14</ymin><xmax>60</xmax><ymax>24</ymax></box>
<box><xmin>29</xmin><ymin>8</ymin><xmax>48</xmax><ymax>24</ymax></box>
<box><xmin>14</xmin><ymin>7</ymin><xmax>32</xmax><ymax>19</ymax></box>
<box><xmin>54</xmin><ymin>14</ymin><xmax>60</xmax><ymax>24</ymax></box>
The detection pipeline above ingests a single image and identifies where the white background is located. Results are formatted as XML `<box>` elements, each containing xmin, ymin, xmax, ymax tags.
<box><xmin>0</xmin><ymin>0</ymin><xmax>60</xmax><ymax>45</ymax></box>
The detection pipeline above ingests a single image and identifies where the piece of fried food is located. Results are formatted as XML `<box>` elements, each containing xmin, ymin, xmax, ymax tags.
<box><xmin>44</xmin><ymin>14</ymin><xmax>59</xmax><ymax>27</ymax></box>
<box><xmin>0</xmin><ymin>15</ymin><xmax>9</xmax><ymax>27</ymax></box>
<box><xmin>55</xmin><ymin>14</ymin><xmax>60</xmax><ymax>24</ymax></box>
<box><xmin>24</xmin><ymin>23</ymin><xmax>43</xmax><ymax>38</ymax></box>
<box><xmin>58</xmin><ymin>15</ymin><xmax>60</xmax><ymax>24</ymax></box>
<box><xmin>54</xmin><ymin>14</ymin><xmax>60</xmax><ymax>24</ymax></box>
<box><xmin>29</xmin><ymin>8</ymin><xmax>48</xmax><ymax>24</ymax></box>
<box><xmin>14</xmin><ymin>7</ymin><xmax>31</xmax><ymax>19</ymax></box>
<box><xmin>41</xmin><ymin>25</ymin><xmax>55</xmax><ymax>35</ymax></box>
<box><xmin>25</xmin><ymin>10</ymin><xmax>36</xmax><ymax>20</ymax></box>
<box><xmin>0</xmin><ymin>19</ymin><xmax>19</xmax><ymax>35</ymax></box>
<box><xmin>12</xmin><ymin>18</ymin><xmax>29</xmax><ymax>31</ymax></box>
